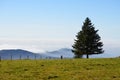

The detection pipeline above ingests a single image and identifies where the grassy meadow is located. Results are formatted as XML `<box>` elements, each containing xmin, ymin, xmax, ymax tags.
<box><xmin>0</xmin><ymin>58</ymin><xmax>120</xmax><ymax>80</ymax></box>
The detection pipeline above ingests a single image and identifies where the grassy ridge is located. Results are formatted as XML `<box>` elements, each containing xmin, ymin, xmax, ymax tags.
<box><xmin>0</xmin><ymin>58</ymin><xmax>120</xmax><ymax>80</ymax></box>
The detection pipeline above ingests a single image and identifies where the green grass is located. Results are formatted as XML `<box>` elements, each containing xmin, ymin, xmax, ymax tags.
<box><xmin>0</xmin><ymin>58</ymin><xmax>120</xmax><ymax>80</ymax></box>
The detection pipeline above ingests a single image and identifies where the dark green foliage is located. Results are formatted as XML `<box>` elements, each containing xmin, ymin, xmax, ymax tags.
<box><xmin>72</xmin><ymin>17</ymin><xmax>104</xmax><ymax>58</ymax></box>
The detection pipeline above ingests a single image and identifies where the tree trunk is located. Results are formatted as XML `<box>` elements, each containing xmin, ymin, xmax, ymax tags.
<box><xmin>86</xmin><ymin>54</ymin><xmax>89</xmax><ymax>59</ymax></box>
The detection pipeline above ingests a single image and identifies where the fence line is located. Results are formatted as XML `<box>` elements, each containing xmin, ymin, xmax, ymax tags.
<box><xmin>0</xmin><ymin>55</ymin><xmax>64</xmax><ymax>60</ymax></box>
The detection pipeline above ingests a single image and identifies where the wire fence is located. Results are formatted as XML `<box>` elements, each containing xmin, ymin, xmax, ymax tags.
<box><xmin>0</xmin><ymin>55</ymin><xmax>64</xmax><ymax>61</ymax></box>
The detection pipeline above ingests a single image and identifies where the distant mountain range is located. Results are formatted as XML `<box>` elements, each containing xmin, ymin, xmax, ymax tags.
<box><xmin>0</xmin><ymin>49</ymin><xmax>46</xmax><ymax>60</ymax></box>
<box><xmin>0</xmin><ymin>48</ymin><xmax>119</xmax><ymax>60</ymax></box>
<box><xmin>0</xmin><ymin>48</ymin><xmax>74</xmax><ymax>60</ymax></box>
<box><xmin>0</xmin><ymin>48</ymin><xmax>75</xmax><ymax>60</ymax></box>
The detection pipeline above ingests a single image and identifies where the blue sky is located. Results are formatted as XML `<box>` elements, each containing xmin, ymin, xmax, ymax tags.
<box><xmin>0</xmin><ymin>0</ymin><xmax>120</xmax><ymax>54</ymax></box>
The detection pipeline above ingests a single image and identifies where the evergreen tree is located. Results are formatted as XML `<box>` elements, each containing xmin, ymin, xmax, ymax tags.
<box><xmin>72</xmin><ymin>17</ymin><xmax>104</xmax><ymax>58</ymax></box>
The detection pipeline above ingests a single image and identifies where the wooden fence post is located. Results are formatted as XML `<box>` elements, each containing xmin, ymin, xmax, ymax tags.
<box><xmin>61</xmin><ymin>55</ymin><xmax>63</xmax><ymax>59</ymax></box>
<box><xmin>0</xmin><ymin>56</ymin><xmax>1</xmax><ymax>61</ymax></box>
<box><xmin>27</xmin><ymin>55</ymin><xmax>29</xmax><ymax>60</ymax></box>
<box><xmin>35</xmin><ymin>54</ymin><xmax>36</xmax><ymax>60</ymax></box>
<box><xmin>10</xmin><ymin>54</ymin><xmax>12</xmax><ymax>61</ymax></box>
<box><xmin>20</xmin><ymin>55</ymin><xmax>21</xmax><ymax>60</ymax></box>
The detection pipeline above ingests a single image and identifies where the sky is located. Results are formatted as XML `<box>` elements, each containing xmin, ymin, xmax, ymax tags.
<box><xmin>0</xmin><ymin>0</ymin><xmax>120</xmax><ymax>54</ymax></box>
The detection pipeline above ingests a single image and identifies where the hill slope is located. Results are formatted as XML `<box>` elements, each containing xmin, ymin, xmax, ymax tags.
<box><xmin>0</xmin><ymin>58</ymin><xmax>120</xmax><ymax>80</ymax></box>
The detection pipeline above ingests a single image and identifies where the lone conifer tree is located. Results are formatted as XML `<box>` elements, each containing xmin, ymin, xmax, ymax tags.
<box><xmin>72</xmin><ymin>17</ymin><xmax>104</xmax><ymax>58</ymax></box>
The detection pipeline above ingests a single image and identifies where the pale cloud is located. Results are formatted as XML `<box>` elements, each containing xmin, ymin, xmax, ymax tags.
<box><xmin>0</xmin><ymin>44</ymin><xmax>45</xmax><ymax>53</ymax></box>
<box><xmin>0</xmin><ymin>38</ymin><xmax>73</xmax><ymax>53</ymax></box>
<box><xmin>0</xmin><ymin>38</ymin><xmax>119</xmax><ymax>54</ymax></box>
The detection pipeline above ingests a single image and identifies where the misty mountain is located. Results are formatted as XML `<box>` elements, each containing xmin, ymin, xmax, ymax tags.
<box><xmin>44</xmin><ymin>48</ymin><xmax>74</xmax><ymax>58</ymax></box>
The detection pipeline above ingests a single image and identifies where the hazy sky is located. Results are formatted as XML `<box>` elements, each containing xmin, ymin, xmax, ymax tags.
<box><xmin>0</xmin><ymin>0</ymin><xmax>120</xmax><ymax>53</ymax></box>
